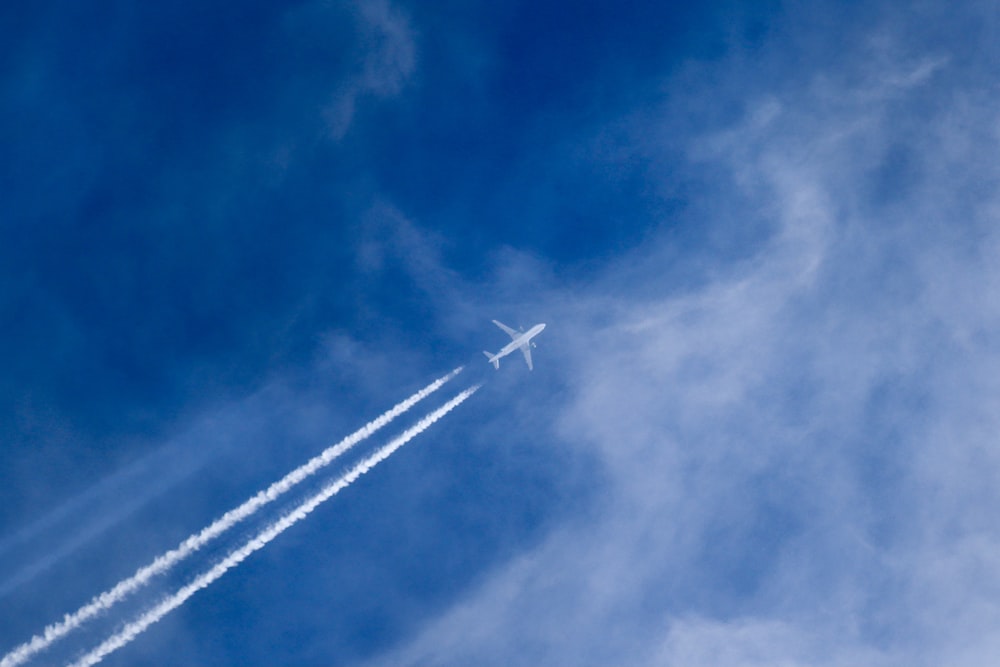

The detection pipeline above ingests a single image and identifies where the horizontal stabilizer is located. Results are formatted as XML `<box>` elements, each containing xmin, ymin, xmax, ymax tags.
<box><xmin>483</xmin><ymin>351</ymin><xmax>499</xmax><ymax>369</ymax></box>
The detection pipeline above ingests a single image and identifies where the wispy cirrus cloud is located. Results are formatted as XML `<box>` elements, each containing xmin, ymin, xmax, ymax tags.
<box><xmin>377</xmin><ymin>14</ymin><xmax>1000</xmax><ymax>667</ymax></box>
<box><xmin>322</xmin><ymin>0</ymin><xmax>417</xmax><ymax>139</ymax></box>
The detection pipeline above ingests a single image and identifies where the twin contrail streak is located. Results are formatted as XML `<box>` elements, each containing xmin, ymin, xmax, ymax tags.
<box><xmin>70</xmin><ymin>384</ymin><xmax>481</xmax><ymax>667</ymax></box>
<box><xmin>0</xmin><ymin>368</ymin><xmax>463</xmax><ymax>667</ymax></box>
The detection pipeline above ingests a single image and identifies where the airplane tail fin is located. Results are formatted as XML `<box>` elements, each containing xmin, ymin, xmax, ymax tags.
<box><xmin>483</xmin><ymin>351</ymin><xmax>499</xmax><ymax>369</ymax></box>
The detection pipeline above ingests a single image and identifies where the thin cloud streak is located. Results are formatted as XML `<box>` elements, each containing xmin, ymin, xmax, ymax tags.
<box><xmin>70</xmin><ymin>383</ymin><xmax>482</xmax><ymax>667</ymax></box>
<box><xmin>0</xmin><ymin>367</ymin><xmax>462</xmax><ymax>667</ymax></box>
<box><xmin>0</xmin><ymin>444</ymin><xmax>209</xmax><ymax>599</ymax></box>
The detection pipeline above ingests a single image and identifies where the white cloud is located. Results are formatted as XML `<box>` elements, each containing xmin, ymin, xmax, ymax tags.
<box><xmin>376</xmin><ymin>24</ymin><xmax>1000</xmax><ymax>667</ymax></box>
<box><xmin>323</xmin><ymin>0</ymin><xmax>417</xmax><ymax>139</ymax></box>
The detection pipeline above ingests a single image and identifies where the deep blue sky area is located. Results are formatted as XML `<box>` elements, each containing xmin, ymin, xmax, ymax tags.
<box><xmin>4</xmin><ymin>1</ymin><xmax>1000</xmax><ymax>665</ymax></box>
<box><xmin>1</xmin><ymin>0</ymin><xmax>744</xmax><ymax>488</ymax></box>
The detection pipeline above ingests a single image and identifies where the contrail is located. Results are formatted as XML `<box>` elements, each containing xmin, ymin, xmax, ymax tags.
<box><xmin>70</xmin><ymin>384</ymin><xmax>481</xmax><ymax>667</ymax></box>
<box><xmin>0</xmin><ymin>367</ymin><xmax>462</xmax><ymax>667</ymax></box>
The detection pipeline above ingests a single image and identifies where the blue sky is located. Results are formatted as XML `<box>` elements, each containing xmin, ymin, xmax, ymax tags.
<box><xmin>3</xmin><ymin>0</ymin><xmax>1000</xmax><ymax>665</ymax></box>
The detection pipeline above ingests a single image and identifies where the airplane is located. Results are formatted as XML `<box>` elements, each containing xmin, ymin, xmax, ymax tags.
<box><xmin>483</xmin><ymin>320</ymin><xmax>546</xmax><ymax>370</ymax></box>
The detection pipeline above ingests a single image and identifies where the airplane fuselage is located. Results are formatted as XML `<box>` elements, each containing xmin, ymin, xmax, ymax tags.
<box><xmin>497</xmin><ymin>324</ymin><xmax>544</xmax><ymax>358</ymax></box>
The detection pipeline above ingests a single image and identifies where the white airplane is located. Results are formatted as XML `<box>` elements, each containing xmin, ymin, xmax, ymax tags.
<box><xmin>483</xmin><ymin>320</ymin><xmax>546</xmax><ymax>370</ymax></box>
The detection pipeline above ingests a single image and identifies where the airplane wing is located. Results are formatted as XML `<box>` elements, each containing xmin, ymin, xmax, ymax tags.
<box><xmin>492</xmin><ymin>319</ymin><xmax>519</xmax><ymax>340</ymax></box>
<box><xmin>520</xmin><ymin>343</ymin><xmax>533</xmax><ymax>370</ymax></box>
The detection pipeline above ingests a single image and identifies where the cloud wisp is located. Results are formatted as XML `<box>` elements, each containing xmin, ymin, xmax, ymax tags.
<box><xmin>0</xmin><ymin>367</ymin><xmax>462</xmax><ymax>667</ymax></box>
<box><xmin>69</xmin><ymin>383</ymin><xmax>482</xmax><ymax>667</ymax></box>
<box><xmin>0</xmin><ymin>438</ymin><xmax>212</xmax><ymax>599</ymax></box>
<box><xmin>376</xmin><ymin>21</ymin><xmax>1000</xmax><ymax>666</ymax></box>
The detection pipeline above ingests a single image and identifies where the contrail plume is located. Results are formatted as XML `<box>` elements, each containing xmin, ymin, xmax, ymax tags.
<box><xmin>70</xmin><ymin>384</ymin><xmax>481</xmax><ymax>667</ymax></box>
<box><xmin>0</xmin><ymin>367</ymin><xmax>462</xmax><ymax>667</ymax></box>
